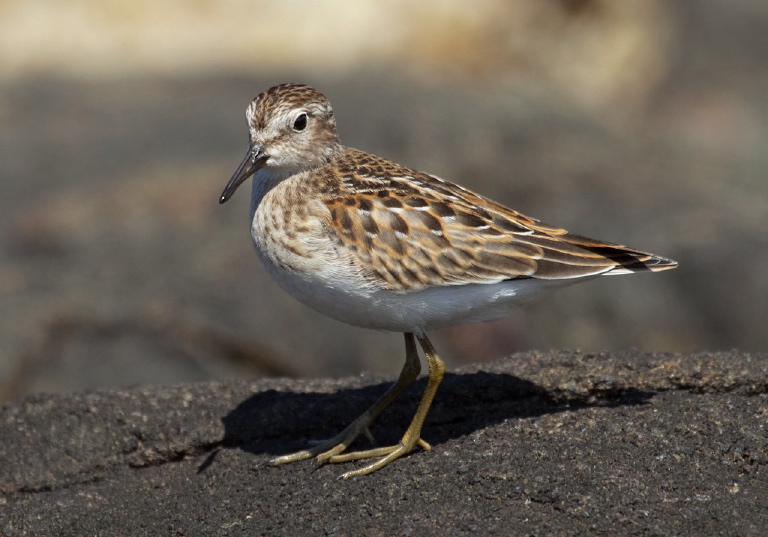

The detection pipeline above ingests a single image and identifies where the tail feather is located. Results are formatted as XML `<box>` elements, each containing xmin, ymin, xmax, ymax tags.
<box><xmin>529</xmin><ymin>230</ymin><xmax>678</xmax><ymax>280</ymax></box>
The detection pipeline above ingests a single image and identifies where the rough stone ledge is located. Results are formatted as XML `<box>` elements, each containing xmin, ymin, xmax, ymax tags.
<box><xmin>1</xmin><ymin>350</ymin><xmax>766</xmax><ymax>536</ymax></box>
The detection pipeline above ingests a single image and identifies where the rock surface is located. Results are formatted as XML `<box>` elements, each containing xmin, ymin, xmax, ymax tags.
<box><xmin>2</xmin><ymin>350</ymin><xmax>766</xmax><ymax>536</ymax></box>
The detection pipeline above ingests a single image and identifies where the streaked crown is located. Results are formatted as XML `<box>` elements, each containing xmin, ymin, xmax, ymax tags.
<box><xmin>245</xmin><ymin>83</ymin><xmax>342</xmax><ymax>172</ymax></box>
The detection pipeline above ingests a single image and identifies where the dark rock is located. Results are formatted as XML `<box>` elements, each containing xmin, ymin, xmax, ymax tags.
<box><xmin>2</xmin><ymin>350</ymin><xmax>766</xmax><ymax>535</ymax></box>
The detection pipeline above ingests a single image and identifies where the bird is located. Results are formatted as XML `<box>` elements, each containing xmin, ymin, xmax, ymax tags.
<box><xmin>218</xmin><ymin>83</ymin><xmax>677</xmax><ymax>479</ymax></box>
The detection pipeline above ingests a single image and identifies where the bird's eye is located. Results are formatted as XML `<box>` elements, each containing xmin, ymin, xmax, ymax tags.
<box><xmin>293</xmin><ymin>113</ymin><xmax>308</xmax><ymax>131</ymax></box>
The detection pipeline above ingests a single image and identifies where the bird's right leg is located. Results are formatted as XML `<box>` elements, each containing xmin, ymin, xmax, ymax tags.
<box><xmin>271</xmin><ymin>332</ymin><xmax>423</xmax><ymax>467</ymax></box>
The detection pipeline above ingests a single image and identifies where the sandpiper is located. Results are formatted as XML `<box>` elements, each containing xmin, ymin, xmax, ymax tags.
<box><xmin>219</xmin><ymin>83</ymin><xmax>677</xmax><ymax>478</ymax></box>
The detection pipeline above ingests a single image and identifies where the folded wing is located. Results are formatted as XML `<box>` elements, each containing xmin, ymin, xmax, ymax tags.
<box><xmin>322</xmin><ymin>151</ymin><xmax>677</xmax><ymax>291</ymax></box>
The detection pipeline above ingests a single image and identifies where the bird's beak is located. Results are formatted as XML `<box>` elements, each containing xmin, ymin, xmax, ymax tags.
<box><xmin>219</xmin><ymin>143</ymin><xmax>268</xmax><ymax>204</ymax></box>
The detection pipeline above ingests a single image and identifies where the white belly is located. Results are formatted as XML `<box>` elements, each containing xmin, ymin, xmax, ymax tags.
<box><xmin>253</xmin><ymin>244</ymin><xmax>565</xmax><ymax>332</ymax></box>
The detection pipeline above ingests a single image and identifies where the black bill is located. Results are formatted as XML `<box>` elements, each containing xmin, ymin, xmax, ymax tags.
<box><xmin>219</xmin><ymin>143</ymin><xmax>267</xmax><ymax>204</ymax></box>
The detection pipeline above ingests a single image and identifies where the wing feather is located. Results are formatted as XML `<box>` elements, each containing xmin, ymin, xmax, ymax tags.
<box><xmin>321</xmin><ymin>150</ymin><xmax>676</xmax><ymax>290</ymax></box>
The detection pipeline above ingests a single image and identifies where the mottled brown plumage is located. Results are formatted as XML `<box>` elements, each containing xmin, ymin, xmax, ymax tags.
<box><xmin>313</xmin><ymin>148</ymin><xmax>675</xmax><ymax>290</ymax></box>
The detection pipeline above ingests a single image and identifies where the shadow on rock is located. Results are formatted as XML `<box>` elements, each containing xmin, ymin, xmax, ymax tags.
<box><xmin>201</xmin><ymin>371</ymin><xmax>654</xmax><ymax>471</ymax></box>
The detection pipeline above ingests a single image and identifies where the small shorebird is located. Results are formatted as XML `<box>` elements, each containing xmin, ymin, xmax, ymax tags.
<box><xmin>219</xmin><ymin>83</ymin><xmax>677</xmax><ymax>479</ymax></box>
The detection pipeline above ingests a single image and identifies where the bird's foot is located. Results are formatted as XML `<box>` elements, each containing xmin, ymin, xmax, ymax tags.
<box><xmin>270</xmin><ymin>420</ymin><xmax>429</xmax><ymax>479</ymax></box>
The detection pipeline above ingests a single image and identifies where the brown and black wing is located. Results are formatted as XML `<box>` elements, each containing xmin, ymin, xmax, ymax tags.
<box><xmin>321</xmin><ymin>150</ymin><xmax>677</xmax><ymax>290</ymax></box>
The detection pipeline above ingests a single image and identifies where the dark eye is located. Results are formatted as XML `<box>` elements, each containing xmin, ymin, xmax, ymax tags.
<box><xmin>293</xmin><ymin>113</ymin><xmax>308</xmax><ymax>131</ymax></box>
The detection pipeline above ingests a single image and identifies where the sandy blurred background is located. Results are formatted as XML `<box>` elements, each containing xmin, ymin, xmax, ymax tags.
<box><xmin>1</xmin><ymin>0</ymin><xmax>766</xmax><ymax>401</ymax></box>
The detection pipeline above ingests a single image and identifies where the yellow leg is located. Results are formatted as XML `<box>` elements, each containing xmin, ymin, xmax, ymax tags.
<box><xmin>330</xmin><ymin>332</ymin><xmax>445</xmax><ymax>479</ymax></box>
<box><xmin>271</xmin><ymin>332</ymin><xmax>422</xmax><ymax>467</ymax></box>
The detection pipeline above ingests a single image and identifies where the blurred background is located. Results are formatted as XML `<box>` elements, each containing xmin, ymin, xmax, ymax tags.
<box><xmin>1</xmin><ymin>0</ymin><xmax>766</xmax><ymax>401</ymax></box>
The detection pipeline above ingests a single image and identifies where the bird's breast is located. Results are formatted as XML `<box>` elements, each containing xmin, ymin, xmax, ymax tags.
<box><xmin>248</xmin><ymin>176</ymin><xmax>379</xmax><ymax>314</ymax></box>
<box><xmin>250</xmin><ymin>181</ymin><xmax>328</xmax><ymax>274</ymax></box>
